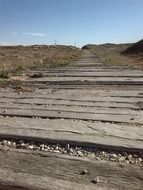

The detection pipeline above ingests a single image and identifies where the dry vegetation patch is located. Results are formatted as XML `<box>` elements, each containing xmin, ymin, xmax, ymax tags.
<box><xmin>82</xmin><ymin>43</ymin><xmax>143</xmax><ymax>70</ymax></box>
<box><xmin>0</xmin><ymin>45</ymin><xmax>80</xmax><ymax>78</ymax></box>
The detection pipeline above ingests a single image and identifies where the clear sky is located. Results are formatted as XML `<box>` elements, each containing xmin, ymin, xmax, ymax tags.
<box><xmin>0</xmin><ymin>0</ymin><xmax>143</xmax><ymax>47</ymax></box>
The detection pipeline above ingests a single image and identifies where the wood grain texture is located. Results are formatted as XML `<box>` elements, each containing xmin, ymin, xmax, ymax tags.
<box><xmin>0</xmin><ymin>149</ymin><xmax>142</xmax><ymax>190</ymax></box>
<box><xmin>0</xmin><ymin>117</ymin><xmax>142</xmax><ymax>151</ymax></box>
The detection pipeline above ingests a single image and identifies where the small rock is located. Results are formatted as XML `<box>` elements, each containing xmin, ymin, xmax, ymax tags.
<box><xmin>58</xmin><ymin>147</ymin><xmax>63</xmax><ymax>152</ymax></box>
<box><xmin>65</xmin><ymin>144</ymin><xmax>70</xmax><ymax>150</ymax></box>
<box><xmin>28</xmin><ymin>145</ymin><xmax>34</xmax><ymax>150</ymax></box>
<box><xmin>133</xmin><ymin>154</ymin><xmax>138</xmax><ymax>158</ymax></box>
<box><xmin>80</xmin><ymin>169</ymin><xmax>88</xmax><ymax>175</ymax></box>
<box><xmin>119</xmin><ymin>156</ymin><xmax>126</xmax><ymax>162</ymax></box>
<box><xmin>88</xmin><ymin>153</ymin><xmax>96</xmax><ymax>159</ymax></box>
<box><xmin>129</xmin><ymin>160</ymin><xmax>135</xmax><ymax>164</ymax></box>
<box><xmin>50</xmin><ymin>147</ymin><xmax>54</xmax><ymax>151</ymax></box>
<box><xmin>75</xmin><ymin>147</ymin><xmax>79</xmax><ymax>151</ymax></box>
<box><xmin>135</xmin><ymin>159</ymin><xmax>139</xmax><ymax>164</ymax></box>
<box><xmin>138</xmin><ymin>158</ymin><xmax>142</xmax><ymax>163</ymax></box>
<box><xmin>65</xmin><ymin>144</ymin><xmax>70</xmax><ymax>153</ymax></box>
<box><xmin>69</xmin><ymin>152</ymin><xmax>74</xmax><ymax>156</ymax></box>
<box><xmin>55</xmin><ymin>146</ymin><xmax>59</xmax><ymax>150</ymax></box>
<box><xmin>126</xmin><ymin>160</ymin><xmax>130</xmax><ymax>164</ymax></box>
<box><xmin>21</xmin><ymin>143</ymin><xmax>26</xmax><ymax>147</ymax></box>
<box><xmin>35</xmin><ymin>146</ymin><xmax>40</xmax><ymax>150</ymax></box>
<box><xmin>40</xmin><ymin>144</ymin><xmax>45</xmax><ymax>151</ymax></box>
<box><xmin>69</xmin><ymin>148</ymin><xmax>74</xmax><ymax>153</ymax></box>
<box><xmin>127</xmin><ymin>154</ymin><xmax>132</xmax><ymax>160</ymax></box>
<box><xmin>7</xmin><ymin>141</ymin><xmax>11</xmax><ymax>146</ymax></box>
<box><xmin>53</xmin><ymin>150</ymin><xmax>60</xmax><ymax>153</ymax></box>
<box><xmin>44</xmin><ymin>145</ymin><xmax>48</xmax><ymax>149</ymax></box>
<box><xmin>11</xmin><ymin>141</ymin><xmax>16</xmax><ymax>147</ymax></box>
<box><xmin>91</xmin><ymin>176</ymin><xmax>101</xmax><ymax>184</ymax></box>
<box><xmin>101</xmin><ymin>151</ymin><xmax>106</xmax><ymax>156</ymax></box>
<box><xmin>77</xmin><ymin>150</ymin><xmax>84</xmax><ymax>157</ymax></box>
<box><xmin>109</xmin><ymin>153</ymin><xmax>117</xmax><ymax>159</ymax></box>
<box><xmin>44</xmin><ymin>145</ymin><xmax>50</xmax><ymax>150</ymax></box>
<box><xmin>83</xmin><ymin>151</ymin><xmax>88</xmax><ymax>156</ymax></box>
<box><xmin>2</xmin><ymin>140</ymin><xmax>7</xmax><ymax>145</ymax></box>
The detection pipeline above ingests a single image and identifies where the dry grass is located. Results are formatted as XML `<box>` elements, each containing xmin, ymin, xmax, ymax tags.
<box><xmin>84</xmin><ymin>44</ymin><xmax>143</xmax><ymax>70</ymax></box>
<box><xmin>0</xmin><ymin>45</ymin><xmax>80</xmax><ymax>78</ymax></box>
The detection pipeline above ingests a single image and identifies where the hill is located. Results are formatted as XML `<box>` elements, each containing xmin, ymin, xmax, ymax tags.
<box><xmin>82</xmin><ymin>43</ymin><xmax>143</xmax><ymax>70</ymax></box>
<box><xmin>123</xmin><ymin>39</ymin><xmax>143</xmax><ymax>54</ymax></box>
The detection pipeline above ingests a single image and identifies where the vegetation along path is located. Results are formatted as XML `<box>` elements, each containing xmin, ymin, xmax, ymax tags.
<box><xmin>0</xmin><ymin>50</ymin><xmax>143</xmax><ymax>189</ymax></box>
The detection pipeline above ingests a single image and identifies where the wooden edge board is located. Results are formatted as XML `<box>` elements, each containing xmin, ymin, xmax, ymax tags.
<box><xmin>0</xmin><ymin>149</ymin><xmax>142</xmax><ymax>190</ymax></box>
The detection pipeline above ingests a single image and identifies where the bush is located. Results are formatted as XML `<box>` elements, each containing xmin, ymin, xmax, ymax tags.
<box><xmin>0</xmin><ymin>71</ymin><xmax>10</xmax><ymax>79</ymax></box>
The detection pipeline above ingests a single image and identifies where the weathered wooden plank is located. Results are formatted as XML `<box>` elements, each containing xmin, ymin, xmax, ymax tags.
<box><xmin>31</xmin><ymin>80</ymin><xmax>143</xmax><ymax>85</ymax></box>
<box><xmin>0</xmin><ymin>149</ymin><xmax>142</xmax><ymax>190</ymax></box>
<box><xmin>27</xmin><ymin>71</ymin><xmax>143</xmax><ymax>77</ymax></box>
<box><xmin>0</xmin><ymin>96</ymin><xmax>142</xmax><ymax>103</ymax></box>
<box><xmin>1</xmin><ymin>88</ymin><xmax>143</xmax><ymax>97</ymax></box>
<box><xmin>0</xmin><ymin>92</ymin><xmax>143</xmax><ymax>99</ymax></box>
<box><xmin>34</xmin><ymin>85</ymin><xmax>143</xmax><ymax>90</ymax></box>
<box><xmin>27</xmin><ymin>68</ymin><xmax>140</xmax><ymax>73</ymax></box>
<box><xmin>25</xmin><ymin>81</ymin><xmax>142</xmax><ymax>90</ymax></box>
<box><xmin>10</xmin><ymin>83</ymin><xmax>142</xmax><ymax>90</ymax></box>
<box><xmin>0</xmin><ymin>94</ymin><xmax>143</xmax><ymax>109</ymax></box>
<box><xmin>0</xmin><ymin>103</ymin><xmax>143</xmax><ymax>115</ymax></box>
<box><xmin>0</xmin><ymin>100</ymin><xmax>140</xmax><ymax>110</ymax></box>
<box><xmin>27</xmin><ymin>77</ymin><xmax>143</xmax><ymax>82</ymax></box>
<box><xmin>28</xmin><ymin>71</ymin><xmax>143</xmax><ymax>78</ymax></box>
<box><xmin>28</xmin><ymin>67</ymin><xmax>135</xmax><ymax>70</ymax></box>
<box><xmin>0</xmin><ymin>169</ymin><xmax>98</xmax><ymax>190</ymax></box>
<box><xmin>0</xmin><ymin>107</ymin><xmax>143</xmax><ymax>124</ymax></box>
<box><xmin>0</xmin><ymin>117</ymin><xmax>143</xmax><ymax>151</ymax></box>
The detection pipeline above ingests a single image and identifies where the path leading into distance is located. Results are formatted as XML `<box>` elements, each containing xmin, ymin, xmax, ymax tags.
<box><xmin>0</xmin><ymin>50</ymin><xmax>143</xmax><ymax>189</ymax></box>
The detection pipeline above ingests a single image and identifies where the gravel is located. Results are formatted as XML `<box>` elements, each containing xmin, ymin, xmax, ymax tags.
<box><xmin>0</xmin><ymin>139</ymin><xmax>142</xmax><ymax>167</ymax></box>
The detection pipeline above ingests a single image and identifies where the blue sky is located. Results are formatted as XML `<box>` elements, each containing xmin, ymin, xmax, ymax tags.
<box><xmin>0</xmin><ymin>0</ymin><xmax>143</xmax><ymax>47</ymax></box>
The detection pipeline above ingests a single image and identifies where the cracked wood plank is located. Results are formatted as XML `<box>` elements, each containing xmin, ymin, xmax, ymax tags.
<box><xmin>0</xmin><ymin>117</ymin><xmax>142</xmax><ymax>151</ymax></box>
<box><xmin>1</xmin><ymin>102</ymin><xmax>143</xmax><ymax>114</ymax></box>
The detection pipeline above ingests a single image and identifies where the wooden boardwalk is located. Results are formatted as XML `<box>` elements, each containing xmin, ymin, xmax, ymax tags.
<box><xmin>0</xmin><ymin>50</ymin><xmax>143</xmax><ymax>189</ymax></box>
